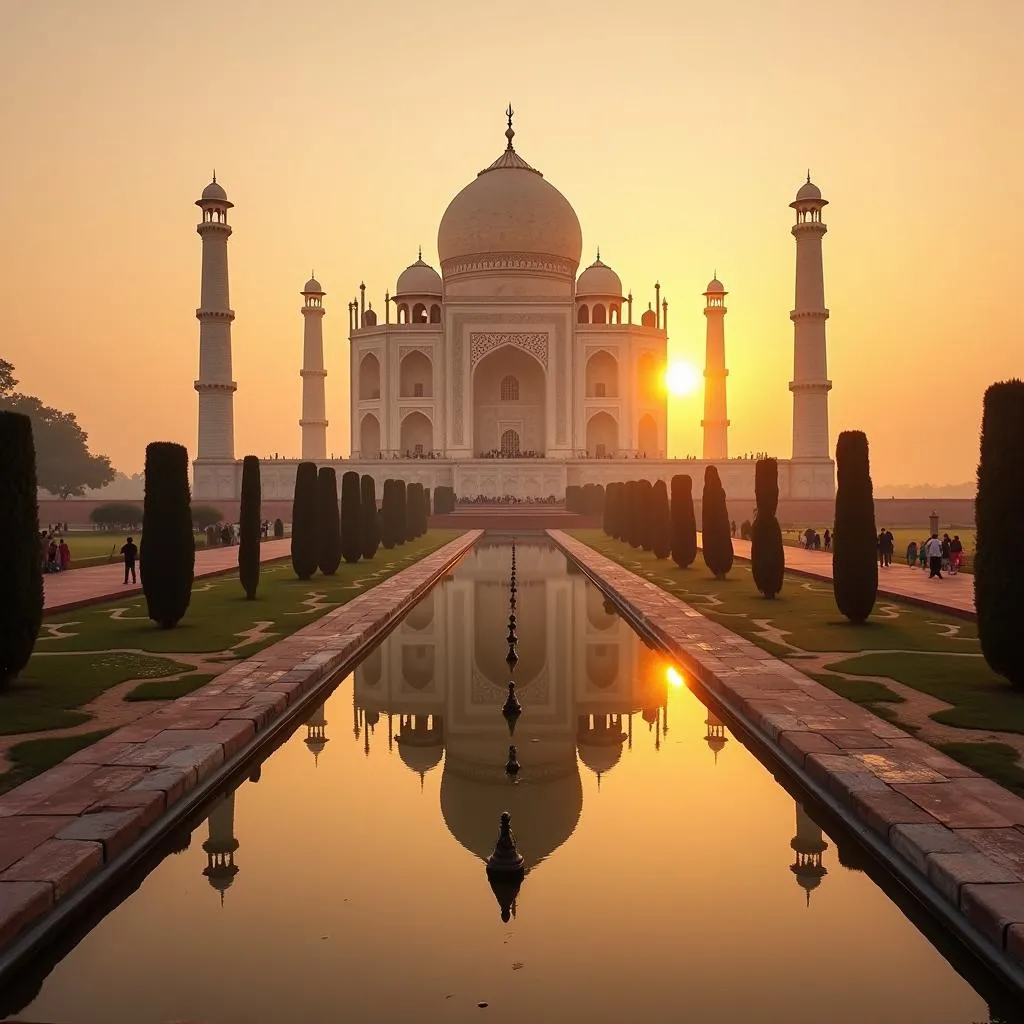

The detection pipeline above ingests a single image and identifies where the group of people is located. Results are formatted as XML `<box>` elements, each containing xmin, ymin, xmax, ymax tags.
<box><xmin>40</xmin><ymin>532</ymin><xmax>72</xmax><ymax>573</ymax></box>
<box><xmin>907</xmin><ymin>533</ymin><xmax>964</xmax><ymax>578</ymax></box>
<box><xmin>456</xmin><ymin>494</ymin><xmax>559</xmax><ymax>505</ymax></box>
<box><xmin>802</xmin><ymin>527</ymin><xmax>832</xmax><ymax>551</ymax></box>
<box><xmin>478</xmin><ymin>449</ymin><xmax>544</xmax><ymax>459</ymax></box>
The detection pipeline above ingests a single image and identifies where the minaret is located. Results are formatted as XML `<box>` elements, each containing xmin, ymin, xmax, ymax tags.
<box><xmin>202</xmin><ymin>791</ymin><xmax>240</xmax><ymax>903</ymax></box>
<box><xmin>701</xmin><ymin>276</ymin><xmax>729</xmax><ymax>460</ymax></box>
<box><xmin>194</xmin><ymin>176</ymin><xmax>236</xmax><ymax>460</ymax></box>
<box><xmin>704</xmin><ymin>709</ymin><xmax>728</xmax><ymax>763</ymax></box>
<box><xmin>789</xmin><ymin>175</ymin><xmax>832</xmax><ymax>461</ymax></box>
<box><xmin>790</xmin><ymin>801</ymin><xmax>828</xmax><ymax>905</ymax></box>
<box><xmin>299</xmin><ymin>275</ymin><xmax>328</xmax><ymax>460</ymax></box>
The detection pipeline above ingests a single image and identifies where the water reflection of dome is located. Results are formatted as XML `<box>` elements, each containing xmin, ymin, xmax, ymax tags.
<box><xmin>576</xmin><ymin>714</ymin><xmax>627</xmax><ymax>779</ymax></box>
<box><xmin>440</xmin><ymin>758</ymin><xmax>582</xmax><ymax>872</ymax></box>
<box><xmin>396</xmin><ymin>714</ymin><xmax>444</xmax><ymax>780</ymax></box>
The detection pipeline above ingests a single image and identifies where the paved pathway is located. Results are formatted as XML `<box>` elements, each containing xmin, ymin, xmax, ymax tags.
<box><xmin>701</xmin><ymin>534</ymin><xmax>976</xmax><ymax>618</ymax></box>
<box><xmin>43</xmin><ymin>539</ymin><xmax>293</xmax><ymax>613</ymax></box>
<box><xmin>0</xmin><ymin>531</ymin><xmax>481</xmax><ymax>958</ymax></box>
<box><xmin>553</xmin><ymin>529</ymin><xmax>1024</xmax><ymax>976</ymax></box>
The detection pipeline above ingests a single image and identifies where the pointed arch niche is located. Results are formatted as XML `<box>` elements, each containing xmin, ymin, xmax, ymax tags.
<box><xmin>360</xmin><ymin>413</ymin><xmax>381</xmax><ymax>459</ymax></box>
<box><xmin>359</xmin><ymin>353</ymin><xmax>381</xmax><ymax>401</ymax></box>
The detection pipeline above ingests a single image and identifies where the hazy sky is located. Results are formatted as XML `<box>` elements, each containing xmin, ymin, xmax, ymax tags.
<box><xmin>2</xmin><ymin>0</ymin><xmax>1020</xmax><ymax>485</ymax></box>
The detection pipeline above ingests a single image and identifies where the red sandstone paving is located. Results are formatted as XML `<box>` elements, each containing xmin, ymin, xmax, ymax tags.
<box><xmin>550</xmin><ymin>529</ymin><xmax>1024</xmax><ymax>967</ymax></box>
<box><xmin>43</xmin><ymin>538</ymin><xmax>292</xmax><ymax>613</ymax></box>
<box><xmin>0</xmin><ymin>531</ymin><xmax>481</xmax><ymax>954</ymax></box>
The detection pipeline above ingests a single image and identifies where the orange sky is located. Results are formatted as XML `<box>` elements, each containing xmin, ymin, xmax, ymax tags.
<box><xmin>1</xmin><ymin>0</ymin><xmax>1021</xmax><ymax>485</ymax></box>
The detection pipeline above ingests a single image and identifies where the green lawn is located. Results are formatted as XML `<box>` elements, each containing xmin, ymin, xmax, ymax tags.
<box><xmin>0</xmin><ymin>531</ymin><xmax>461</xmax><ymax>789</ymax></box>
<box><xmin>570</xmin><ymin>529</ymin><xmax>1024</xmax><ymax>745</ymax></box>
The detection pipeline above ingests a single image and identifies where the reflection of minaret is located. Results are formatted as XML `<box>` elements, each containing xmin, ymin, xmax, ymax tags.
<box><xmin>790</xmin><ymin>802</ymin><xmax>828</xmax><ymax>905</ymax></box>
<box><xmin>704</xmin><ymin>709</ymin><xmax>728</xmax><ymax>763</ymax></box>
<box><xmin>202</xmin><ymin>791</ymin><xmax>240</xmax><ymax>904</ymax></box>
<box><xmin>304</xmin><ymin>701</ymin><xmax>329</xmax><ymax>765</ymax></box>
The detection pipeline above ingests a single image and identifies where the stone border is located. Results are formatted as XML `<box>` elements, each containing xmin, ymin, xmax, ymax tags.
<box><xmin>0</xmin><ymin>531</ymin><xmax>481</xmax><ymax>980</ymax></box>
<box><xmin>549</xmin><ymin>530</ymin><xmax>1024</xmax><ymax>994</ymax></box>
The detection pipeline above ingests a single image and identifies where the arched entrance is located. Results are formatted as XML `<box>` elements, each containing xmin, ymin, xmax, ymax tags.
<box><xmin>360</xmin><ymin>414</ymin><xmax>381</xmax><ymax>458</ymax></box>
<box><xmin>637</xmin><ymin>414</ymin><xmax>658</xmax><ymax>457</ymax></box>
<box><xmin>400</xmin><ymin>411</ymin><xmax>433</xmax><ymax>456</ymax></box>
<box><xmin>472</xmin><ymin>345</ymin><xmax>545</xmax><ymax>457</ymax></box>
<box><xmin>400</xmin><ymin>350</ymin><xmax>433</xmax><ymax>398</ymax></box>
<box><xmin>359</xmin><ymin>353</ymin><xmax>381</xmax><ymax>400</ymax></box>
<box><xmin>586</xmin><ymin>411</ymin><xmax>618</xmax><ymax>458</ymax></box>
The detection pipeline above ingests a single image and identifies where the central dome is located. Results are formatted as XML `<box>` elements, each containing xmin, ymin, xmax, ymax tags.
<box><xmin>437</xmin><ymin>128</ymin><xmax>583</xmax><ymax>276</ymax></box>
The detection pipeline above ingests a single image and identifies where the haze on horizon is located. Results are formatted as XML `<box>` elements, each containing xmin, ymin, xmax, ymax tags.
<box><xmin>1</xmin><ymin>0</ymin><xmax>1020</xmax><ymax>487</ymax></box>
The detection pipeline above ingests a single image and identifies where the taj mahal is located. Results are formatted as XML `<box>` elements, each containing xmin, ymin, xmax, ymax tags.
<box><xmin>191</xmin><ymin>110</ymin><xmax>835</xmax><ymax>502</ymax></box>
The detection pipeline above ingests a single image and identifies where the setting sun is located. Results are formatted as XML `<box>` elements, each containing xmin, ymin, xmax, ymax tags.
<box><xmin>665</xmin><ymin>665</ymin><xmax>685</xmax><ymax>689</ymax></box>
<box><xmin>665</xmin><ymin>361</ymin><xmax>700</xmax><ymax>397</ymax></box>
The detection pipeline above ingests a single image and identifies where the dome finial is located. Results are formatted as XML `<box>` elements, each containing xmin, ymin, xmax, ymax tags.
<box><xmin>212</xmin><ymin>169</ymin><xmax>216</xmax><ymax>184</ymax></box>
<box><xmin>418</xmin><ymin>244</ymin><xmax>422</xmax><ymax>261</ymax></box>
<box><xmin>596</xmin><ymin>245</ymin><xmax>600</xmax><ymax>262</ymax></box>
<box><xmin>807</xmin><ymin>169</ymin><xmax>811</xmax><ymax>183</ymax></box>
<box><xmin>505</xmin><ymin>103</ymin><xmax>515</xmax><ymax>150</ymax></box>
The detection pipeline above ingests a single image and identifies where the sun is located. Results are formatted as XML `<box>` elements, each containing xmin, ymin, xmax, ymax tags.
<box><xmin>665</xmin><ymin>361</ymin><xmax>700</xmax><ymax>397</ymax></box>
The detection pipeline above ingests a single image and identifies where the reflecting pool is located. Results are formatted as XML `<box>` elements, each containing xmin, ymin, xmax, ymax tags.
<box><xmin>5</xmin><ymin>541</ymin><xmax>1013</xmax><ymax>1022</ymax></box>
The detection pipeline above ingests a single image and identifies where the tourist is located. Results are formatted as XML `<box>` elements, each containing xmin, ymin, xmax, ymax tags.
<box><xmin>121</xmin><ymin>536</ymin><xmax>138</xmax><ymax>584</ymax></box>
<box><xmin>906</xmin><ymin>540</ymin><xmax>918</xmax><ymax>567</ymax></box>
<box><xmin>877</xmin><ymin>529</ymin><xmax>887</xmax><ymax>568</ymax></box>
<box><xmin>941</xmin><ymin>533</ymin><xmax>952</xmax><ymax>574</ymax></box>
<box><xmin>923</xmin><ymin>533</ymin><xmax>944</xmax><ymax>579</ymax></box>
<box><xmin>884</xmin><ymin>529</ymin><xmax>894</xmax><ymax>566</ymax></box>
<box><xmin>823</xmin><ymin>528</ymin><xmax>831</xmax><ymax>551</ymax></box>
<box><xmin>919</xmin><ymin>541</ymin><xmax>928</xmax><ymax>570</ymax></box>
<box><xmin>45</xmin><ymin>539</ymin><xmax>60</xmax><ymax>573</ymax></box>
<box><xmin>58</xmin><ymin>538</ymin><xmax>71</xmax><ymax>571</ymax></box>
<box><xmin>949</xmin><ymin>535</ymin><xmax>964</xmax><ymax>575</ymax></box>
<box><xmin>731</xmin><ymin>520</ymin><xmax>737</xmax><ymax>538</ymax></box>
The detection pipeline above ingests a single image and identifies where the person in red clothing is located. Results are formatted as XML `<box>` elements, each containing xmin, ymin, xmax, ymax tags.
<box><xmin>58</xmin><ymin>539</ymin><xmax>71</xmax><ymax>571</ymax></box>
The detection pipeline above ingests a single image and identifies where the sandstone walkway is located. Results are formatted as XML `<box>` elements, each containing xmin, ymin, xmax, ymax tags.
<box><xmin>43</xmin><ymin>539</ymin><xmax>293</xmax><ymax>613</ymax></box>
<box><xmin>701</xmin><ymin>534</ymin><xmax>976</xmax><ymax>618</ymax></box>
<box><xmin>0</xmin><ymin>531</ymin><xmax>481</xmax><ymax>961</ymax></box>
<box><xmin>552</xmin><ymin>529</ymin><xmax>1024</xmax><ymax>978</ymax></box>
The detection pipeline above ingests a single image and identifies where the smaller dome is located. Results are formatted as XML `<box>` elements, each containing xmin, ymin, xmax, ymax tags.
<box><xmin>640</xmin><ymin>305</ymin><xmax>657</xmax><ymax>328</ymax></box>
<box><xmin>201</xmin><ymin>179</ymin><xmax>228</xmax><ymax>202</ymax></box>
<box><xmin>577</xmin><ymin>739</ymin><xmax>625</xmax><ymax>777</ymax></box>
<box><xmin>303</xmin><ymin>276</ymin><xmax>323</xmax><ymax>294</ymax></box>
<box><xmin>705</xmin><ymin>277</ymin><xmax>725</xmax><ymax>294</ymax></box>
<box><xmin>362</xmin><ymin>306</ymin><xmax>378</xmax><ymax>327</ymax></box>
<box><xmin>576</xmin><ymin>256</ymin><xmax>622</xmax><ymax>297</ymax></box>
<box><xmin>795</xmin><ymin>178</ymin><xmax>822</xmax><ymax>202</ymax></box>
<box><xmin>396</xmin><ymin>257</ymin><xmax>442</xmax><ymax>296</ymax></box>
<box><xmin>398</xmin><ymin>739</ymin><xmax>444</xmax><ymax>776</ymax></box>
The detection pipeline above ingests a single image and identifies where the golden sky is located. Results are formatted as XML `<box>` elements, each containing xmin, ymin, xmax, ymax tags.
<box><xmin>1</xmin><ymin>0</ymin><xmax>1020</xmax><ymax>486</ymax></box>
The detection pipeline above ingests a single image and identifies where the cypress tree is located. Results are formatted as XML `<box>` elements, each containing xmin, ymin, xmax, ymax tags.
<box><xmin>637</xmin><ymin>480</ymin><xmax>655</xmax><ymax>551</ymax></box>
<box><xmin>750</xmin><ymin>458</ymin><xmax>784</xmax><ymax>599</ymax></box>
<box><xmin>360</xmin><ymin>475</ymin><xmax>380</xmax><ymax>560</ymax></box>
<box><xmin>318</xmin><ymin>467</ymin><xmax>343</xmax><ymax>573</ymax></box>
<box><xmin>380</xmin><ymin>479</ymin><xmax>396</xmax><ymax>549</ymax></box>
<box><xmin>140</xmin><ymin>441</ymin><xmax>196</xmax><ymax>628</ymax></box>
<box><xmin>238</xmin><ymin>455</ymin><xmax>261</xmax><ymax>600</ymax></box>
<box><xmin>670</xmin><ymin>475</ymin><xmax>697</xmax><ymax>569</ymax></box>
<box><xmin>565</xmin><ymin>485</ymin><xmax>583</xmax><ymax>513</ymax></box>
<box><xmin>976</xmin><ymin>380</ymin><xmax>1024</xmax><ymax>687</ymax></box>
<box><xmin>407</xmin><ymin>483</ymin><xmax>421</xmax><ymax>539</ymax></box>
<box><xmin>832</xmin><ymin>430</ymin><xmax>878</xmax><ymax>623</ymax></box>
<box><xmin>395</xmin><ymin>479</ymin><xmax>408</xmax><ymax>544</ymax></box>
<box><xmin>290</xmin><ymin>461</ymin><xmax>319</xmax><ymax>580</ymax></box>
<box><xmin>0</xmin><ymin>412</ymin><xmax>43</xmax><ymax>689</ymax></box>
<box><xmin>651</xmin><ymin>479</ymin><xmax>672</xmax><ymax>559</ymax></box>
<box><xmin>424</xmin><ymin>487</ymin><xmax>431</xmax><ymax>521</ymax></box>
<box><xmin>339</xmin><ymin>470</ymin><xmax>362</xmax><ymax>564</ymax></box>
<box><xmin>622</xmin><ymin>481</ymin><xmax>637</xmax><ymax>547</ymax></box>
<box><xmin>602</xmin><ymin>482</ymin><xmax>615</xmax><ymax>536</ymax></box>
<box><xmin>701</xmin><ymin>465</ymin><xmax>734</xmax><ymax>579</ymax></box>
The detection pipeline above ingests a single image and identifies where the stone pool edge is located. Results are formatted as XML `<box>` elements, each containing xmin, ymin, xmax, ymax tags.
<box><xmin>0</xmin><ymin>530</ymin><xmax>482</xmax><ymax>981</ymax></box>
<box><xmin>549</xmin><ymin>529</ymin><xmax>1024</xmax><ymax>994</ymax></box>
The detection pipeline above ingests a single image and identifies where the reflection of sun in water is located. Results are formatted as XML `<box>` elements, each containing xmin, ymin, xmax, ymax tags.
<box><xmin>665</xmin><ymin>665</ymin><xmax>685</xmax><ymax>689</ymax></box>
<box><xmin>665</xmin><ymin>361</ymin><xmax>699</xmax><ymax>396</ymax></box>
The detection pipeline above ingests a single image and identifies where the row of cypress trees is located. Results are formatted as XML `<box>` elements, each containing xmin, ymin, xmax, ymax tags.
<box><xmin>291</xmin><ymin>468</ymin><xmax>431</xmax><ymax>580</ymax></box>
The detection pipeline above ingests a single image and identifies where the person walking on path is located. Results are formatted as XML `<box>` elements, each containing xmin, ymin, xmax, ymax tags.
<box><xmin>878</xmin><ymin>529</ymin><xmax>889</xmax><ymax>568</ymax></box>
<box><xmin>58</xmin><ymin>539</ymin><xmax>71</xmax><ymax>571</ymax></box>
<box><xmin>121</xmin><ymin>536</ymin><xmax>138</xmax><ymax>584</ymax></box>
<box><xmin>906</xmin><ymin>540</ymin><xmax>918</xmax><ymax>567</ymax></box>
<box><xmin>823</xmin><ymin>528</ymin><xmax>831</xmax><ymax>552</ymax></box>
<box><xmin>949</xmin><ymin>535</ymin><xmax>964</xmax><ymax>574</ymax></box>
<box><xmin>884</xmin><ymin>529</ymin><xmax>894</xmax><ymax>566</ymax></box>
<box><xmin>923</xmin><ymin>533</ymin><xmax>944</xmax><ymax>579</ymax></box>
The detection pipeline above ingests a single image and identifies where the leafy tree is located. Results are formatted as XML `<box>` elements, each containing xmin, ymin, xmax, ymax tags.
<box><xmin>651</xmin><ymin>480</ymin><xmax>672</xmax><ymax>559</ymax></box>
<box><xmin>290</xmin><ymin>461</ymin><xmax>319</xmax><ymax>580</ymax></box>
<box><xmin>0</xmin><ymin>360</ymin><xmax>114</xmax><ymax>499</ymax></box>
<box><xmin>0</xmin><ymin>411</ymin><xmax>43</xmax><ymax>689</ymax></box>
<box><xmin>975</xmin><ymin>381</ymin><xmax>1024</xmax><ymax>687</ymax></box>
<box><xmin>319</xmin><ymin>467</ymin><xmax>343</xmax><ymax>573</ymax></box>
<box><xmin>89</xmin><ymin>502</ymin><xmax>143</xmax><ymax>529</ymax></box>
<box><xmin>380</xmin><ymin>479</ymin><xmax>396</xmax><ymax>549</ymax></box>
<box><xmin>238</xmin><ymin>456</ymin><xmax>261</xmax><ymax>600</ymax></box>
<box><xmin>832</xmin><ymin>430</ymin><xmax>878</xmax><ymax>624</ymax></box>
<box><xmin>273</xmin><ymin>518</ymin><xmax>284</xmax><ymax>538</ymax></box>
<box><xmin>191</xmin><ymin>504</ymin><xmax>224</xmax><ymax>530</ymax></box>
<box><xmin>360</xmin><ymin>475</ymin><xmax>379</xmax><ymax>560</ymax></box>
<box><xmin>670</xmin><ymin>475</ymin><xmax>697</xmax><ymax>569</ymax></box>
<box><xmin>339</xmin><ymin>470</ymin><xmax>361</xmax><ymax>565</ymax></box>
<box><xmin>140</xmin><ymin>442</ymin><xmax>195</xmax><ymax>628</ymax></box>
<box><xmin>395</xmin><ymin>479</ymin><xmax>408</xmax><ymax>544</ymax></box>
<box><xmin>750</xmin><ymin>458</ymin><xmax>784</xmax><ymax>599</ymax></box>
<box><xmin>701</xmin><ymin>466</ymin><xmax>733</xmax><ymax>579</ymax></box>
